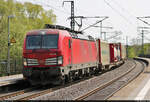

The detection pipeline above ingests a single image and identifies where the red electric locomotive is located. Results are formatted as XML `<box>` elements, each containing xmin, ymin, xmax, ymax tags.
<box><xmin>22</xmin><ymin>24</ymin><xmax>127</xmax><ymax>85</ymax></box>
<box><xmin>22</xmin><ymin>24</ymin><xmax>100</xmax><ymax>85</ymax></box>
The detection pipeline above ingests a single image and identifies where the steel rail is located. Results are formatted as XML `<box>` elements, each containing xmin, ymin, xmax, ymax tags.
<box><xmin>1</xmin><ymin>61</ymin><xmax>129</xmax><ymax>100</ymax></box>
<box><xmin>0</xmin><ymin>77</ymin><xmax>85</xmax><ymax>100</ymax></box>
<box><xmin>19</xmin><ymin>88</ymin><xmax>53</xmax><ymax>100</ymax></box>
<box><xmin>0</xmin><ymin>60</ymin><xmax>140</xmax><ymax>100</ymax></box>
<box><xmin>74</xmin><ymin>60</ymin><xmax>137</xmax><ymax>100</ymax></box>
<box><xmin>18</xmin><ymin>79</ymin><xmax>86</xmax><ymax>100</ymax></box>
<box><xmin>104</xmin><ymin>60</ymin><xmax>145</xmax><ymax>100</ymax></box>
<box><xmin>0</xmin><ymin>87</ymin><xmax>38</xmax><ymax>100</ymax></box>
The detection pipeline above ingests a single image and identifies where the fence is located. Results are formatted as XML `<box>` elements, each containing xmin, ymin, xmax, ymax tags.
<box><xmin>0</xmin><ymin>58</ymin><xmax>22</xmax><ymax>77</ymax></box>
<box><xmin>139</xmin><ymin>54</ymin><xmax>150</xmax><ymax>58</ymax></box>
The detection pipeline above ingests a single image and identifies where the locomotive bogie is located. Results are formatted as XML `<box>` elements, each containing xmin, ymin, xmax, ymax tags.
<box><xmin>23</xmin><ymin>67</ymin><xmax>62</xmax><ymax>85</ymax></box>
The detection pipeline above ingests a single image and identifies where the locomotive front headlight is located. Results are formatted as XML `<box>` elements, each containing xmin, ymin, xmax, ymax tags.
<box><xmin>23</xmin><ymin>58</ymin><xmax>27</xmax><ymax>66</ymax></box>
<box><xmin>58</xmin><ymin>56</ymin><xmax>63</xmax><ymax>64</ymax></box>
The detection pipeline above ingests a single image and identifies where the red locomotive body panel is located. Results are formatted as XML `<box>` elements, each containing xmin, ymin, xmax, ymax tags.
<box><xmin>23</xmin><ymin>29</ymin><xmax>66</xmax><ymax>68</ymax></box>
<box><xmin>71</xmin><ymin>38</ymin><xmax>98</xmax><ymax>64</ymax></box>
<box><xmin>23</xmin><ymin>29</ymin><xmax>98</xmax><ymax>67</ymax></box>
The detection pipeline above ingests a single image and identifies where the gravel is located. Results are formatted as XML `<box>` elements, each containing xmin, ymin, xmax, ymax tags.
<box><xmin>85</xmin><ymin>60</ymin><xmax>144</xmax><ymax>100</ymax></box>
<box><xmin>31</xmin><ymin>60</ymin><xmax>135</xmax><ymax>100</ymax></box>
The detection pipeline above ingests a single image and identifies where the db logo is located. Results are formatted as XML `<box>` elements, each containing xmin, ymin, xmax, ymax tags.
<box><xmin>39</xmin><ymin>60</ymin><xmax>45</xmax><ymax>65</ymax></box>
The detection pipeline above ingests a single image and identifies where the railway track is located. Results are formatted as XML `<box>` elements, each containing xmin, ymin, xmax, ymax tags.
<box><xmin>74</xmin><ymin>60</ymin><xmax>145</xmax><ymax>100</ymax></box>
<box><xmin>1</xmin><ymin>75</ymin><xmax>95</xmax><ymax>100</ymax></box>
<box><xmin>30</xmin><ymin>59</ymin><xmax>138</xmax><ymax>100</ymax></box>
<box><xmin>0</xmin><ymin>59</ymin><xmax>146</xmax><ymax>100</ymax></box>
<box><xmin>0</xmin><ymin>86</ymin><xmax>40</xmax><ymax>100</ymax></box>
<box><xmin>0</xmin><ymin>76</ymin><xmax>88</xmax><ymax>100</ymax></box>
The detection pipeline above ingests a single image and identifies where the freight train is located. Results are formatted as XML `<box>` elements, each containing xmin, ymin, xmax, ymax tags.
<box><xmin>22</xmin><ymin>24</ymin><xmax>126</xmax><ymax>85</ymax></box>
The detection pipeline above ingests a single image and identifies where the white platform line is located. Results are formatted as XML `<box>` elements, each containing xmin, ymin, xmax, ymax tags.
<box><xmin>134</xmin><ymin>77</ymin><xmax>150</xmax><ymax>100</ymax></box>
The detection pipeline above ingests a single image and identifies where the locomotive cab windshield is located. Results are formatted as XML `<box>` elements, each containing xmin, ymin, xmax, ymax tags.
<box><xmin>26</xmin><ymin>34</ymin><xmax>58</xmax><ymax>49</ymax></box>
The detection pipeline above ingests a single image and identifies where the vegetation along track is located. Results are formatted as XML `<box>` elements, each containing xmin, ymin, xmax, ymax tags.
<box><xmin>75</xmin><ymin>59</ymin><xmax>146</xmax><ymax>100</ymax></box>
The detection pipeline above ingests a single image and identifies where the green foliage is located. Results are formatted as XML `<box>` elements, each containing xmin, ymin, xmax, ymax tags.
<box><xmin>127</xmin><ymin>46</ymin><xmax>136</xmax><ymax>58</ymax></box>
<box><xmin>0</xmin><ymin>0</ymin><xmax>56</xmax><ymax>60</ymax></box>
<box><xmin>144</xmin><ymin>43</ymin><xmax>150</xmax><ymax>55</ymax></box>
<box><xmin>127</xmin><ymin>43</ymin><xmax>150</xmax><ymax>58</ymax></box>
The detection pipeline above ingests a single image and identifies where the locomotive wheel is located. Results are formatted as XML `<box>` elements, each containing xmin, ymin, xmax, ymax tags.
<box><xmin>90</xmin><ymin>68</ymin><xmax>94</xmax><ymax>76</ymax></box>
<box><xmin>95</xmin><ymin>67</ymin><xmax>100</xmax><ymax>75</ymax></box>
<box><xmin>68</xmin><ymin>72</ymin><xmax>73</xmax><ymax>82</ymax></box>
<box><xmin>64</xmin><ymin>75</ymin><xmax>69</xmax><ymax>83</ymax></box>
<box><xmin>86</xmin><ymin>68</ymin><xmax>91</xmax><ymax>77</ymax></box>
<box><xmin>101</xmin><ymin>66</ymin><xmax>106</xmax><ymax>73</ymax></box>
<box><xmin>88</xmin><ymin>70</ymin><xmax>92</xmax><ymax>77</ymax></box>
<box><xmin>61</xmin><ymin>76</ymin><xmax>66</xmax><ymax>85</ymax></box>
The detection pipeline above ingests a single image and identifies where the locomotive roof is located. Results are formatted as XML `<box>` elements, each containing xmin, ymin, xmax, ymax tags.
<box><xmin>26</xmin><ymin>29</ymin><xmax>60</xmax><ymax>35</ymax></box>
<box><xmin>45</xmin><ymin>24</ymin><xmax>83</xmax><ymax>34</ymax></box>
<box><xmin>26</xmin><ymin>24</ymin><xmax>95</xmax><ymax>41</ymax></box>
<box><xmin>26</xmin><ymin>29</ymin><xmax>95</xmax><ymax>41</ymax></box>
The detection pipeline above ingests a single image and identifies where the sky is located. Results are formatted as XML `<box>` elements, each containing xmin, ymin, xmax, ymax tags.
<box><xmin>15</xmin><ymin>0</ymin><xmax>150</xmax><ymax>45</ymax></box>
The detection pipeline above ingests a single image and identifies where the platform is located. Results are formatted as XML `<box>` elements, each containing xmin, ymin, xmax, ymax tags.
<box><xmin>0</xmin><ymin>74</ymin><xmax>23</xmax><ymax>87</ymax></box>
<box><xmin>109</xmin><ymin>58</ymin><xmax>150</xmax><ymax>100</ymax></box>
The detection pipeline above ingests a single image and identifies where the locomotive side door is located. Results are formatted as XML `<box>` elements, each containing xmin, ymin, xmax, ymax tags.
<box><xmin>68</xmin><ymin>38</ymin><xmax>72</xmax><ymax>66</ymax></box>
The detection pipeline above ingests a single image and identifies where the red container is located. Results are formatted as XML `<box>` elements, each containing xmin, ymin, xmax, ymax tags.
<box><xmin>109</xmin><ymin>43</ymin><xmax>118</xmax><ymax>63</ymax></box>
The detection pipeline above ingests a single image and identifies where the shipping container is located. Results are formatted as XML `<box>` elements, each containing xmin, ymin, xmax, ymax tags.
<box><xmin>100</xmin><ymin>40</ymin><xmax>110</xmax><ymax>65</ymax></box>
<box><xmin>121</xmin><ymin>45</ymin><xmax>126</xmax><ymax>59</ymax></box>
<box><xmin>109</xmin><ymin>43</ymin><xmax>118</xmax><ymax>63</ymax></box>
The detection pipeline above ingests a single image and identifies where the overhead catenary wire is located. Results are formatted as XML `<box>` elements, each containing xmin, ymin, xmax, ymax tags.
<box><xmin>110</xmin><ymin>0</ymin><xmax>136</xmax><ymax>18</ymax></box>
<box><xmin>137</xmin><ymin>17</ymin><xmax>150</xmax><ymax>26</ymax></box>
<box><xmin>138</xmin><ymin>34</ymin><xmax>150</xmax><ymax>42</ymax></box>
<box><xmin>103</xmin><ymin>0</ymin><xmax>140</xmax><ymax>41</ymax></box>
<box><xmin>103</xmin><ymin>0</ymin><xmax>133</xmax><ymax>25</ymax></box>
<box><xmin>28</xmin><ymin>0</ymin><xmax>71</xmax><ymax>15</ymax></box>
<box><xmin>110</xmin><ymin>0</ymin><xmax>141</xmax><ymax>31</ymax></box>
<box><xmin>81</xmin><ymin>17</ymin><xmax>109</xmax><ymax>31</ymax></box>
<box><xmin>46</xmin><ymin>0</ymin><xmax>71</xmax><ymax>13</ymax></box>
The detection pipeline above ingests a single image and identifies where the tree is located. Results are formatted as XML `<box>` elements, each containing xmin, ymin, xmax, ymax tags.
<box><xmin>0</xmin><ymin>0</ymin><xmax>56</xmax><ymax>60</ymax></box>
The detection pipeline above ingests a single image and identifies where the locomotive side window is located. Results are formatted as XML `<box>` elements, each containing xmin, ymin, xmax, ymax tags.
<box><xmin>26</xmin><ymin>34</ymin><xmax>58</xmax><ymax>49</ymax></box>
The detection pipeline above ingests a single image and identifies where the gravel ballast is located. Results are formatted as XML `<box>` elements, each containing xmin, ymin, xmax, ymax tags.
<box><xmin>31</xmin><ymin>60</ymin><xmax>135</xmax><ymax>100</ymax></box>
